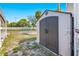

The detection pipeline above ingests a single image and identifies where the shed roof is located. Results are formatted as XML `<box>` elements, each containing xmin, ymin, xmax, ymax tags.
<box><xmin>36</xmin><ymin>10</ymin><xmax>72</xmax><ymax>25</ymax></box>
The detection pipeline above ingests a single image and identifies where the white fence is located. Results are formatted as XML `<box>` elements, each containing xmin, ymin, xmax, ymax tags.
<box><xmin>7</xmin><ymin>27</ymin><xmax>36</xmax><ymax>30</ymax></box>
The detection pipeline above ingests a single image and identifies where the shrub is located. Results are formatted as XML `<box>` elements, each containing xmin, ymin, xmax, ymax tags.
<box><xmin>4</xmin><ymin>52</ymin><xmax>8</xmax><ymax>56</ymax></box>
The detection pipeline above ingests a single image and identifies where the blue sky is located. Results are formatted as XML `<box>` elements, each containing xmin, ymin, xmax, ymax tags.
<box><xmin>0</xmin><ymin>3</ymin><xmax>66</xmax><ymax>22</ymax></box>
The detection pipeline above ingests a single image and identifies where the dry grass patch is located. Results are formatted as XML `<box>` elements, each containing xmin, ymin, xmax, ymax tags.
<box><xmin>0</xmin><ymin>30</ymin><xmax>36</xmax><ymax>56</ymax></box>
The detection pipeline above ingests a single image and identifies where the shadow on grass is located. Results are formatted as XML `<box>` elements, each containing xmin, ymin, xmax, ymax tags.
<box><xmin>19</xmin><ymin>37</ymin><xmax>36</xmax><ymax>44</ymax></box>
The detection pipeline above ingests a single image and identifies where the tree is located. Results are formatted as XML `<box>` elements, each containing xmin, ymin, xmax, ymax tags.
<box><xmin>6</xmin><ymin>20</ymin><xmax>9</xmax><ymax>27</ymax></box>
<box><xmin>35</xmin><ymin>11</ymin><xmax>42</xmax><ymax>21</ymax></box>
<box><xmin>8</xmin><ymin>22</ymin><xmax>17</xmax><ymax>27</ymax></box>
<box><xmin>57</xmin><ymin>3</ymin><xmax>62</xmax><ymax>12</ymax></box>
<box><xmin>28</xmin><ymin>16</ymin><xmax>37</xmax><ymax>27</ymax></box>
<box><xmin>17</xmin><ymin>19</ymin><xmax>29</xmax><ymax>27</ymax></box>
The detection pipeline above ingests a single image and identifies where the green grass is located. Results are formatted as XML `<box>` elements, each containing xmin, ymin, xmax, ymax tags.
<box><xmin>31</xmin><ymin>44</ymin><xmax>40</xmax><ymax>49</ymax></box>
<box><xmin>13</xmin><ymin>45</ymin><xmax>22</xmax><ymax>53</ymax></box>
<box><xmin>19</xmin><ymin>36</ymin><xmax>36</xmax><ymax>44</ymax></box>
<box><xmin>0</xmin><ymin>47</ymin><xmax>7</xmax><ymax>56</ymax></box>
<box><xmin>4</xmin><ymin>52</ymin><xmax>8</xmax><ymax>56</ymax></box>
<box><xmin>27</xmin><ymin>37</ymin><xmax>36</xmax><ymax>41</ymax></box>
<box><xmin>0</xmin><ymin>31</ymin><xmax>14</xmax><ymax>56</ymax></box>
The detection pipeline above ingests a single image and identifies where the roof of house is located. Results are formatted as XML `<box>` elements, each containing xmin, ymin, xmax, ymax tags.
<box><xmin>0</xmin><ymin>13</ymin><xmax>5</xmax><ymax>22</ymax></box>
<box><xmin>36</xmin><ymin>10</ymin><xmax>72</xmax><ymax>25</ymax></box>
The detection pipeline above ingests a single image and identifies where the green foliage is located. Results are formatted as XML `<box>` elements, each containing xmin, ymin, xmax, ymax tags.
<box><xmin>28</xmin><ymin>16</ymin><xmax>37</xmax><ymax>27</ymax></box>
<box><xmin>0</xmin><ymin>47</ymin><xmax>7</xmax><ymax>56</ymax></box>
<box><xmin>17</xmin><ymin>19</ymin><xmax>29</xmax><ymax>27</ymax></box>
<box><xmin>4</xmin><ymin>52</ymin><xmax>8</xmax><ymax>56</ymax></box>
<box><xmin>35</xmin><ymin>11</ymin><xmax>42</xmax><ymax>20</ymax></box>
<box><xmin>26</xmin><ymin>37</ymin><xmax>36</xmax><ymax>41</ymax></box>
<box><xmin>7</xmin><ymin>10</ymin><xmax>42</xmax><ymax>27</ymax></box>
<box><xmin>31</xmin><ymin>44</ymin><xmax>40</xmax><ymax>49</ymax></box>
<box><xmin>7</xmin><ymin>18</ymin><xmax>31</xmax><ymax>27</ymax></box>
<box><xmin>13</xmin><ymin>45</ymin><xmax>21</xmax><ymax>53</ymax></box>
<box><xmin>19</xmin><ymin>36</ymin><xmax>36</xmax><ymax>44</ymax></box>
<box><xmin>6</xmin><ymin>20</ymin><xmax>11</xmax><ymax>27</ymax></box>
<box><xmin>8</xmin><ymin>22</ymin><xmax>17</xmax><ymax>27</ymax></box>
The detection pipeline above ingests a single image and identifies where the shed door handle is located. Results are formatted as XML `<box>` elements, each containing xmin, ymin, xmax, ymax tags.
<box><xmin>45</xmin><ymin>29</ymin><xmax>48</xmax><ymax>34</ymax></box>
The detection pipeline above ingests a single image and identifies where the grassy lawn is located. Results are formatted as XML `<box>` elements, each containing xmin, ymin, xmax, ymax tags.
<box><xmin>0</xmin><ymin>30</ymin><xmax>36</xmax><ymax>56</ymax></box>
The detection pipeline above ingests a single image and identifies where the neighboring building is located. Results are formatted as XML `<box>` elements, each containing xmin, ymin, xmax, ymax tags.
<box><xmin>66</xmin><ymin>3</ymin><xmax>79</xmax><ymax>56</ymax></box>
<box><xmin>0</xmin><ymin>12</ymin><xmax>7</xmax><ymax>48</ymax></box>
<box><xmin>73</xmin><ymin>3</ymin><xmax>79</xmax><ymax>56</ymax></box>
<box><xmin>66</xmin><ymin>3</ymin><xmax>73</xmax><ymax>13</ymax></box>
<box><xmin>36</xmin><ymin>10</ymin><xmax>73</xmax><ymax>56</ymax></box>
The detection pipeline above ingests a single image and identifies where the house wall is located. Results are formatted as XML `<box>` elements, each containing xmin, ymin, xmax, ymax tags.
<box><xmin>0</xmin><ymin>14</ymin><xmax>7</xmax><ymax>48</ymax></box>
<box><xmin>37</xmin><ymin>11</ymin><xmax>72</xmax><ymax>56</ymax></box>
<box><xmin>73</xmin><ymin>3</ymin><xmax>79</xmax><ymax>56</ymax></box>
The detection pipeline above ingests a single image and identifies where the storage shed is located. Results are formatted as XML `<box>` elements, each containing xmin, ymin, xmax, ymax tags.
<box><xmin>36</xmin><ymin>10</ymin><xmax>74</xmax><ymax>56</ymax></box>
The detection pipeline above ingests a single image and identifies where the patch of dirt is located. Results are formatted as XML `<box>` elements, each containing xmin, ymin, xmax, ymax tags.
<box><xmin>7</xmin><ymin>40</ymin><xmax>56</xmax><ymax>56</ymax></box>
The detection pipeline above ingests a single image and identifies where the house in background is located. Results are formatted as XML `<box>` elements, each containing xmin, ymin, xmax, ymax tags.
<box><xmin>0</xmin><ymin>11</ymin><xmax>7</xmax><ymax>48</ymax></box>
<box><xmin>73</xmin><ymin>3</ymin><xmax>79</xmax><ymax>56</ymax></box>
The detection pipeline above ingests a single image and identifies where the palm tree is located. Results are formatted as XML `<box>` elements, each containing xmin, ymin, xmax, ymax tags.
<box><xmin>57</xmin><ymin>3</ymin><xmax>62</xmax><ymax>12</ymax></box>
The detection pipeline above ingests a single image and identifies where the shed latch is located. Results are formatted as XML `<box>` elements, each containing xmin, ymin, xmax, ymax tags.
<box><xmin>45</xmin><ymin>29</ymin><xmax>48</xmax><ymax>34</ymax></box>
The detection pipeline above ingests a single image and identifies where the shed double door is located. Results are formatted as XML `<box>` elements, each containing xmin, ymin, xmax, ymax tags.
<box><xmin>40</xmin><ymin>16</ymin><xmax>58</xmax><ymax>54</ymax></box>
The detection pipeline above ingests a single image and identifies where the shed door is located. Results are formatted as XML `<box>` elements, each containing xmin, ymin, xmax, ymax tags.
<box><xmin>40</xmin><ymin>18</ymin><xmax>47</xmax><ymax>46</ymax></box>
<box><xmin>40</xmin><ymin>16</ymin><xmax>58</xmax><ymax>54</ymax></box>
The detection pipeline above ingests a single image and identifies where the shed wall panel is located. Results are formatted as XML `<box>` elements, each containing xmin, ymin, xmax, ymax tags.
<box><xmin>37</xmin><ymin>11</ymin><xmax>72</xmax><ymax>56</ymax></box>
